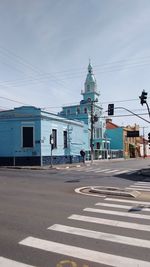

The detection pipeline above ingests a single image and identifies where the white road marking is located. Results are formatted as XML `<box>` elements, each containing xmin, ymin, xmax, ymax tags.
<box><xmin>129</xmin><ymin>185</ymin><xmax>150</xmax><ymax>188</ymax></box>
<box><xmin>93</xmin><ymin>169</ymin><xmax>110</xmax><ymax>173</ymax></box>
<box><xmin>75</xmin><ymin>186</ymin><xmax>106</xmax><ymax>198</ymax></box>
<box><xmin>126</xmin><ymin>187</ymin><xmax>150</xmax><ymax>192</ymax></box>
<box><xmin>48</xmin><ymin>224</ymin><xmax>150</xmax><ymax>248</ymax></box>
<box><xmin>84</xmin><ymin>168</ymin><xmax>95</xmax><ymax>172</ymax></box>
<box><xmin>69</xmin><ymin>214</ymin><xmax>150</xmax><ymax>232</ymax></box>
<box><xmin>19</xmin><ymin>236</ymin><xmax>150</xmax><ymax>267</ymax></box>
<box><xmin>114</xmin><ymin>170</ymin><xmax>130</xmax><ymax>174</ymax></box>
<box><xmin>104</xmin><ymin>169</ymin><xmax>119</xmax><ymax>173</ymax></box>
<box><xmin>0</xmin><ymin>257</ymin><xmax>35</xmax><ymax>267</ymax></box>
<box><xmin>136</xmin><ymin>182</ymin><xmax>150</xmax><ymax>185</ymax></box>
<box><xmin>84</xmin><ymin>207</ymin><xmax>150</xmax><ymax>220</ymax></box>
<box><xmin>95</xmin><ymin>202</ymin><xmax>150</xmax><ymax>211</ymax></box>
<box><xmin>105</xmin><ymin>198</ymin><xmax>150</xmax><ymax>205</ymax></box>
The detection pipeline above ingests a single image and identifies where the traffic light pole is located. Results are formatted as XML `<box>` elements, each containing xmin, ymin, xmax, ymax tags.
<box><xmin>139</xmin><ymin>90</ymin><xmax>150</xmax><ymax>119</ymax></box>
<box><xmin>114</xmin><ymin>107</ymin><xmax>150</xmax><ymax>124</ymax></box>
<box><xmin>145</xmin><ymin>102</ymin><xmax>150</xmax><ymax>119</ymax></box>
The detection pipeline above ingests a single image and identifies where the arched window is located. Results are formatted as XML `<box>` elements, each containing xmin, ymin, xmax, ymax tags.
<box><xmin>84</xmin><ymin>108</ymin><xmax>87</xmax><ymax>113</ymax></box>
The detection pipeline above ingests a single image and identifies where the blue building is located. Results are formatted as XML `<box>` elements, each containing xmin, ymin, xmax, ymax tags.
<box><xmin>0</xmin><ymin>106</ymin><xmax>88</xmax><ymax>166</ymax></box>
<box><xmin>59</xmin><ymin>62</ymin><xmax>110</xmax><ymax>159</ymax></box>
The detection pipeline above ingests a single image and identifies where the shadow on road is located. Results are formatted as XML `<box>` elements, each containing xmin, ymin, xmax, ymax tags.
<box><xmin>114</xmin><ymin>168</ymin><xmax>150</xmax><ymax>182</ymax></box>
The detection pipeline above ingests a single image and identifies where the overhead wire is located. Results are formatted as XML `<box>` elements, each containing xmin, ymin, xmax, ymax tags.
<box><xmin>0</xmin><ymin>43</ymin><xmax>71</xmax><ymax>91</ymax></box>
<box><xmin>1</xmin><ymin>44</ymin><xmax>150</xmax><ymax>115</ymax></box>
<box><xmin>1</xmin><ymin>53</ymin><xmax>150</xmax><ymax>87</ymax></box>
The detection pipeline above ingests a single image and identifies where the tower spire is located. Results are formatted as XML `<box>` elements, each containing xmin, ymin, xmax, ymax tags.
<box><xmin>85</xmin><ymin>61</ymin><xmax>97</xmax><ymax>93</ymax></box>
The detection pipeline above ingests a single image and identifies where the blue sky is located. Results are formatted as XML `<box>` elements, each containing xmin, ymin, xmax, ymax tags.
<box><xmin>0</xmin><ymin>0</ymin><xmax>150</xmax><ymax>133</ymax></box>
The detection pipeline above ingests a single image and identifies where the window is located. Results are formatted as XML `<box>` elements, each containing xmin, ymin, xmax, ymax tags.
<box><xmin>77</xmin><ymin>107</ymin><xmax>80</xmax><ymax>114</ymax></box>
<box><xmin>96</xmin><ymin>128</ymin><xmax>100</xmax><ymax>138</ymax></box>
<box><xmin>63</xmin><ymin>131</ymin><xmax>67</xmax><ymax>148</ymax></box>
<box><xmin>96</xmin><ymin>142</ymin><xmax>100</xmax><ymax>149</ymax></box>
<box><xmin>22</xmin><ymin>126</ymin><xmax>34</xmax><ymax>148</ymax></box>
<box><xmin>67</xmin><ymin>109</ymin><xmax>70</xmax><ymax>115</ymax></box>
<box><xmin>52</xmin><ymin>129</ymin><xmax>57</xmax><ymax>149</ymax></box>
<box><xmin>87</xmin><ymin>84</ymin><xmax>90</xmax><ymax>91</ymax></box>
<box><xmin>84</xmin><ymin>108</ymin><xmax>87</xmax><ymax>113</ymax></box>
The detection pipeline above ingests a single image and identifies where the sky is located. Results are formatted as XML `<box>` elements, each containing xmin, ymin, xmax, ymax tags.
<box><xmin>0</xmin><ymin>0</ymin><xmax>150</xmax><ymax>135</ymax></box>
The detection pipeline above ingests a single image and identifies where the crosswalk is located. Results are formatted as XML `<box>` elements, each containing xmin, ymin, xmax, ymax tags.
<box><xmin>64</xmin><ymin>165</ymin><xmax>138</xmax><ymax>175</ymax></box>
<box><xmin>126</xmin><ymin>181</ymin><xmax>150</xmax><ymax>192</ymax></box>
<box><xmin>2</xmin><ymin>195</ymin><xmax>150</xmax><ymax>266</ymax></box>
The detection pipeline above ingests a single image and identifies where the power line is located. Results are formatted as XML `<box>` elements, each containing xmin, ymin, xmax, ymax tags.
<box><xmin>0</xmin><ymin>96</ymin><xmax>30</xmax><ymax>105</ymax></box>
<box><xmin>0</xmin><ymin>44</ymin><xmax>71</xmax><ymax>91</ymax></box>
<box><xmin>1</xmin><ymin>53</ymin><xmax>150</xmax><ymax>87</ymax></box>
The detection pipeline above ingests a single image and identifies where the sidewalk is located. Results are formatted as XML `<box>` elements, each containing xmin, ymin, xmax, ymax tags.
<box><xmin>1</xmin><ymin>158</ymin><xmax>150</xmax><ymax>177</ymax></box>
<box><xmin>0</xmin><ymin>158</ymin><xmax>125</xmax><ymax>170</ymax></box>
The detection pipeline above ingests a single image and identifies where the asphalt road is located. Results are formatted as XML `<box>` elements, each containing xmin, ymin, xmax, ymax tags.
<box><xmin>0</xmin><ymin>158</ymin><xmax>150</xmax><ymax>267</ymax></box>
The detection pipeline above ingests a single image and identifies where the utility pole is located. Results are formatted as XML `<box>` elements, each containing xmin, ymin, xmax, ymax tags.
<box><xmin>90</xmin><ymin>99</ymin><xmax>98</xmax><ymax>164</ymax></box>
<box><xmin>90</xmin><ymin>101</ymin><xmax>94</xmax><ymax>164</ymax></box>
<box><xmin>139</xmin><ymin>126</ymin><xmax>148</xmax><ymax>158</ymax></box>
<box><xmin>142</xmin><ymin>127</ymin><xmax>146</xmax><ymax>159</ymax></box>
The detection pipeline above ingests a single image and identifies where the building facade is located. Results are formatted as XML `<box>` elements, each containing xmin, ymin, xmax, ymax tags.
<box><xmin>0</xmin><ymin>106</ymin><xmax>88</xmax><ymax>166</ymax></box>
<box><xmin>106</xmin><ymin>119</ymin><xmax>141</xmax><ymax>158</ymax></box>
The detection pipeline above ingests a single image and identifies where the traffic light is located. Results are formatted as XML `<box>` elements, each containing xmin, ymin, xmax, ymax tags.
<box><xmin>108</xmin><ymin>104</ymin><xmax>114</xmax><ymax>116</ymax></box>
<box><xmin>139</xmin><ymin>90</ymin><xmax>148</xmax><ymax>105</ymax></box>
<box><xmin>148</xmin><ymin>133</ymin><xmax>150</xmax><ymax>148</ymax></box>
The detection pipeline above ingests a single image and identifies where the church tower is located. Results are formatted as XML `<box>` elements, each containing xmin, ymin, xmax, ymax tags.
<box><xmin>82</xmin><ymin>61</ymin><xmax>100</xmax><ymax>103</ymax></box>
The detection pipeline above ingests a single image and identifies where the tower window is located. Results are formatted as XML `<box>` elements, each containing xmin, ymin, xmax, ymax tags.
<box><xmin>87</xmin><ymin>84</ymin><xmax>90</xmax><ymax>91</ymax></box>
<box><xmin>67</xmin><ymin>109</ymin><xmax>70</xmax><ymax>115</ymax></box>
<box><xmin>84</xmin><ymin>108</ymin><xmax>87</xmax><ymax>113</ymax></box>
<box><xmin>77</xmin><ymin>107</ymin><xmax>80</xmax><ymax>114</ymax></box>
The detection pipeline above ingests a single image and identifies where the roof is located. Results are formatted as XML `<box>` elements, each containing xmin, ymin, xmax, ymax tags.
<box><xmin>106</xmin><ymin>120</ymin><xmax>119</xmax><ymax>129</ymax></box>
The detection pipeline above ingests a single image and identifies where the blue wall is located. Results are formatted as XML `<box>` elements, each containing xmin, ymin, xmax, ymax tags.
<box><xmin>106</xmin><ymin>128</ymin><xmax>123</xmax><ymax>150</ymax></box>
<box><xmin>0</xmin><ymin>106</ymin><xmax>89</xmax><ymax>165</ymax></box>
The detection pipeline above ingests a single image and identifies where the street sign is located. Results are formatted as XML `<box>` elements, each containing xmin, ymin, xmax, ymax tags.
<box><xmin>127</xmin><ymin>131</ymin><xmax>139</xmax><ymax>137</ymax></box>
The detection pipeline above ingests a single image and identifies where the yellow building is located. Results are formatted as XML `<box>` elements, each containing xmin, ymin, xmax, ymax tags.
<box><xmin>123</xmin><ymin>124</ymin><xmax>141</xmax><ymax>158</ymax></box>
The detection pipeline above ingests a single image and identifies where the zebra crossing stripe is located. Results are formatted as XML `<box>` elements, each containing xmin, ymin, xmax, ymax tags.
<box><xmin>105</xmin><ymin>198</ymin><xmax>150</xmax><ymax>205</ymax></box>
<box><xmin>104</xmin><ymin>169</ymin><xmax>119</xmax><ymax>173</ymax></box>
<box><xmin>129</xmin><ymin>187</ymin><xmax>150</xmax><ymax>191</ymax></box>
<box><xmin>84</xmin><ymin>207</ymin><xmax>150</xmax><ymax>220</ymax></box>
<box><xmin>132</xmin><ymin>184</ymin><xmax>150</xmax><ymax>188</ymax></box>
<box><xmin>0</xmin><ymin>257</ymin><xmax>35</xmax><ymax>267</ymax></box>
<box><xmin>69</xmin><ymin>214</ymin><xmax>150</xmax><ymax>232</ymax></box>
<box><xmin>93</xmin><ymin>169</ymin><xmax>110</xmax><ymax>173</ymax></box>
<box><xmin>126</xmin><ymin>187</ymin><xmax>150</xmax><ymax>192</ymax></box>
<box><xmin>95</xmin><ymin>202</ymin><xmax>150</xmax><ymax>211</ymax></box>
<box><xmin>48</xmin><ymin>224</ymin><xmax>150</xmax><ymax>248</ymax></box>
<box><xmin>84</xmin><ymin>169</ymin><xmax>95</xmax><ymax>172</ymax></box>
<box><xmin>136</xmin><ymin>182</ymin><xmax>150</xmax><ymax>185</ymax></box>
<box><xmin>114</xmin><ymin>170</ymin><xmax>129</xmax><ymax>174</ymax></box>
<box><xmin>19</xmin><ymin>236</ymin><xmax>150</xmax><ymax>267</ymax></box>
